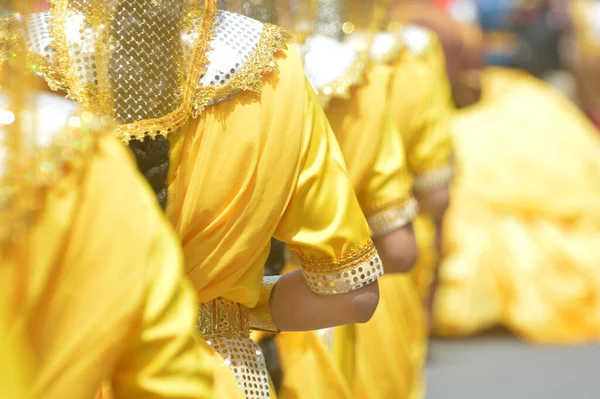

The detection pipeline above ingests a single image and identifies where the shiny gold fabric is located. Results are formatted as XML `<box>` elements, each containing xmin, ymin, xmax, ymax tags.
<box><xmin>35</xmin><ymin>0</ymin><xmax>216</xmax><ymax>141</ymax></box>
<box><xmin>0</xmin><ymin>132</ymin><xmax>216</xmax><ymax>398</ymax></box>
<box><xmin>326</xmin><ymin>63</ymin><xmax>415</xmax><ymax>234</ymax></box>
<box><xmin>389</xmin><ymin>30</ymin><xmax>454</xmax><ymax>182</ymax></box>
<box><xmin>329</xmin><ymin>63</ymin><xmax>423</xmax><ymax>399</ymax></box>
<box><xmin>274</xmin><ymin>25</ymin><xmax>421</xmax><ymax>399</ymax></box>
<box><xmin>167</xmin><ymin>45</ymin><xmax>376</xmax><ymax>307</ymax></box>
<box><xmin>434</xmin><ymin>67</ymin><xmax>600</xmax><ymax>343</ymax></box>
<box><xmin>386</xmin><ymin>29</ymin><xmax>454</xmax><ymax>309</ymax></box>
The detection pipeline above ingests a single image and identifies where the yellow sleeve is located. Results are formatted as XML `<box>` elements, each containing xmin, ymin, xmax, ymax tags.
<box><xmin>361</xmin><ymin>111</ymin><xmax>418</xmax><ymax>237</ymax></box>
<box><xmin>98</xmin><ymin>139</ymin><xmax>214</xmax><ymax>399</ymax></box>
<box><xmin>273</xmin><ymin>78</ymin><xmax>383</xmax><ymax>295</ymax></box>
<box><xmin>400</xmin><ymin>36</ymin><xmax>455</xmax><ymax>191</ymax></box>
<box><xmin>112</xmin><ymin>225</ymin><xmax>214</xmax><ymax>399</ymax></box>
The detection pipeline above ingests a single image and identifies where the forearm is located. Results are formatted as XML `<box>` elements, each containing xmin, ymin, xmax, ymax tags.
<box><xmin>268</xmin><ymin>269</ymin><xmax>380</xmax><ymax>332</ymax></box>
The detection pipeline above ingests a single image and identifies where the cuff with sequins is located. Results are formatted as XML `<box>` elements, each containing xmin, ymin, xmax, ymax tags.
<box><xmin>413</xmin><ymin>166</ymin><xmax>454</xmax><ymax>192</ymax></box>
<box><xmin>298</xmin><ymin>240</ymin><xmax>383</xmax><ymax>295</ymax></box>
<box><xmin>367</xmin><ymin>197</ymin><xmax>419</xmax><ymax>237</ymax></box>
<box><xmin>248</xmin><ymin>276</ymin><xmax>280</xmax><ymax>334</ymax></box>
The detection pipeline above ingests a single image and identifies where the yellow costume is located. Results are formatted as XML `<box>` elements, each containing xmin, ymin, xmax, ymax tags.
<box><xmin>226</xmin><ymin>1</ymin><xmax>425</xmax><ymax>397</ymax></box>
<box><xmin>28</xmin><ymin>1</ymin><xmax>383</xmax><ymax>397</ymax></box>
<box><xmin>275</xmin><ymin>2</ymin><xmax>425</xmax><ymax>398</ymax></box>
<box><xmin>433</xmin><ymin>67</ymin><xmax>600</xmax><ymax>343</ymax></box>
<box><xmin>389</xmin><ymin>28</ymin><xmax>455</xmax><ymax>316</ymax></box>
<box><xmin>0</xmin><ymin>91</ymin><xmax>215</xmax><ymax>398</ymax></box>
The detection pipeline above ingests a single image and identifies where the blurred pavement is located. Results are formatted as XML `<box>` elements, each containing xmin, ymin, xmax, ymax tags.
<box><xmin>426</xmin><ymin>333</ymin><xmax>600</xmax><ymax>399</ymax></box>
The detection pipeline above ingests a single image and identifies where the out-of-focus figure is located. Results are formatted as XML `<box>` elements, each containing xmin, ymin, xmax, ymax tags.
<box><xmin>396</xmin><ymin>0</ymin><xmax>600</xmax><ymax>343</ymax></box>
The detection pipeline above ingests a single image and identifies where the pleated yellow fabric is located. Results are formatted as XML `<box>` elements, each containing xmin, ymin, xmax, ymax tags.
<box><xmin>0</xmin><ymin>135</ymin><xmax>215</xmax><ymax>398</ymax></box>
<box><xmin>353</xmin><ymin>274</ymin><xmax>426</xmax><ymax>399</ymax></box>
<box><xmin>330</xmin><ymin>64</ymin><xmax>424</xmax><ymax>399</ymax></box>
<box><xmin>0</xmin><ymin>300</ymin><xmax>30</xmax><ymax>399</ymax></box>
<box><xmin>277</xmin><ymin>330</ymin><xmax>352</xmax><ymax>399</ymax></box>
<box><xmin>389</xmin><ymin>33</ymin><xmax>454</xmax><ymax>179</ymax></box>
<box><xmin>388</xmin><ymin>31</ymin><xmax>455</xmax><ymax>306</ymax></box>
<box><xmin>433</xmin><ymin>67</ymin><xmax>600</xmax><ymax>343</ymax></box>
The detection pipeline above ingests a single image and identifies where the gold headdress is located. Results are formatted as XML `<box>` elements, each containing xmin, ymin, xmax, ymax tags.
<box><xmin>18</xmin><ymin>0</ymin><xmax>218</xmax><ymax>141</ymax></box>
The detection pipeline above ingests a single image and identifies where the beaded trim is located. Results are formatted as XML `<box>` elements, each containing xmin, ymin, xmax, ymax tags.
<box><xmin>198</xmin><ymin>297</ymin><xmax>250</xmax><ymax>339</ymax></box>
<box><xmin>23</xmin><ymin>7</ymin><xmax>290</xmax><ymax>142</ymax></box>
<box><xmin>45</xmin><ymin>0</ymin><xmax>216</xmax><ymax>142</ymax></box>
<box><xmin>193</xmin><ymin>22</ymin><xmax>290</xmax><ymax>115</ymax></box>
<box><xmin>413</xmin><ymin>166</ymin><xmax>454</xmax><ymax>192</ymax></box>
<box><xmin>298</xmin><ymin>240</ymin><xmax>383</xmax><ymax>295</ymax></box>
<box><xmin>367</xmin><ymin>197</ymin><xmax>419</xmax><ymax>237</ymax></box>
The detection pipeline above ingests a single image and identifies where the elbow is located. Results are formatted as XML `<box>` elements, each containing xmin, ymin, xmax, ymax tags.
<box><xmin>352</xmin><ymin>281</ymin><xmax>380</xmax><ymax>323</ymax></box>
<box><xmin>374</xmin><ymin>224</ymin><xmax>419</xmax><ymax>273</ymax></box>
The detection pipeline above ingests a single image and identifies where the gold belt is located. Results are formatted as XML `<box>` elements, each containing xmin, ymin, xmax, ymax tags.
<box><xmin>198</xmin><ymin>297</ymin><xmax>250</xmax><ymax>339</ymax></box>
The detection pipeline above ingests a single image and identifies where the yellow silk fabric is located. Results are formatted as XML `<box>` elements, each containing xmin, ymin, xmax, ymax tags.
<box><xmin>167</xmin><ymin>45</ymin><xmax>372</xmax><ymax>306</ymax></box>
<box><xmin>389</xmin><ymin>34</ymin><xmax>454</xmax><ymax>177</ymax></box>
<box><xmin>353</xmin><ymin>274</ymin><xmax>426</xmax><ymax>399</ymax></box>
<box><xmin>329</xmin><ymin>62</ymin><xmax>424</xmax><ymax>398</ymax></box>
<box><xmin>434</xmin><ymin>67</ymin><xmax>600</xmax><ymax>342</ymax></box>
<box><xmin>326</xmin><ymin>63</ymin><xmax>413</xmax><ymax>218</ymax></box>
<box><xmin>0</xmin><ymin>135</ymin><xmax>214</xmax><ymax>398</ymax></box>
<box><xmin>0</xmin><ymin>300</ymin><xmax>30</xmax><ymax>399</ymax></box>
<box><xmin>276</xmin><ymin>63</ymin><xmax>424</xmax><ymax>399</ymax></box>
<box><xmin>277</xmin><ymin>331</ymin><xmax>352</xmax><ymax>399</ymax></box>
<box><xmin>388</xmin><ymin>32</ymin><xmax>455</xmax><ymax>306</ymax></box>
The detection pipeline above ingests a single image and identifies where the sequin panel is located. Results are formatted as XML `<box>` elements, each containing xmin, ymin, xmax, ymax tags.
<box><xmin>63</xmin><ymin>11</ymin><xmax>97</xmax><ymax>87</ymax></box>
<box><xmin>302</xmin><ymin>253</ymin><xmax>383</xmax><ymax>295</ymax></box>
<box><xmin>24</xmin><ymin>12</ymin><xmax>53</xmax><ymax>59</ymax></box>
<box><xmin>207</xmin><ymin>337</ymin><xmax>271</xmax><ymax>399</ymax></box>
<box><xmin>201</xmin><ymin>11</ymin><xmax>263</xmax><ymax>89</ymax></box>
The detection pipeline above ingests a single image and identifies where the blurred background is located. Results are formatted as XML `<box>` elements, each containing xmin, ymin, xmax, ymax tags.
<box><xmin>418</xmin><ymin>1</ymin><xmax>600</xmax><ymax>397</ymax></box>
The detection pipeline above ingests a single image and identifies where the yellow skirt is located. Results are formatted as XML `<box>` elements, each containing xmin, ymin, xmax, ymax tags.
<box><xmin>276</xmin><ymin>330</ymin><xmax>352</xmax><ymax>399</ymax></box>
<box><xmin>353</xmin><ymin>274</ymin><xmax>426</xmax><ymax>399</ymax></box>
<box><xmin>433</xmin><ymin>67</ymin><xmax>600</xmax><ymax>343</ymax></box>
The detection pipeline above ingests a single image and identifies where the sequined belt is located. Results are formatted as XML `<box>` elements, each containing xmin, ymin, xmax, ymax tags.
<box><xmin>198</xmin><ymin>297</ymin><xmax>250</xmax><ymax>339</ymax></box>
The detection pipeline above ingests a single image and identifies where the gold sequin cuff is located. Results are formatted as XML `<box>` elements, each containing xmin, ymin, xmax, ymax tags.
<box><xmin>248</xmin><ymin>276</ymin><xmax>280</xmax><ymax>334</ymax></box>
<box><xmin>298</xmin><ymin>240</ymin><xmax>383</xmax><ymax>295</ymax></box>
<box><xmin>413</xmin><ymin>166</ymin><xmax>454</xmax><ymax>192</ymax></box>
<box><xmin>367</xmin><ymin>197</ymin><xmax>419</xmax><ymax>237</ymax></box>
